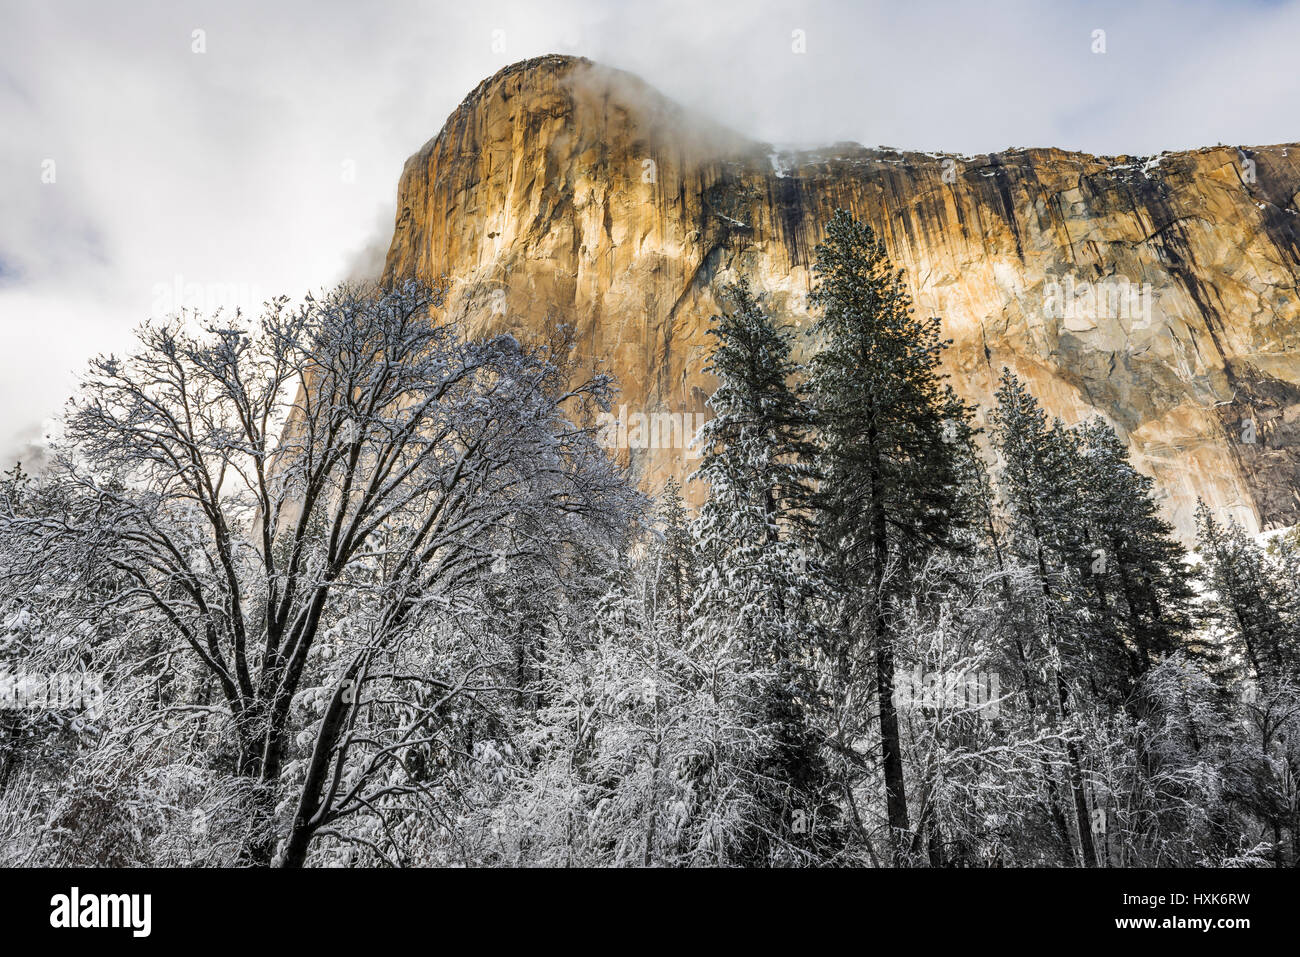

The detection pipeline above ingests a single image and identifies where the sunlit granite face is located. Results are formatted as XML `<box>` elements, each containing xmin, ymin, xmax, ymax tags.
<box><xmin>382</xmin><ymin>54</ymin><xmax>1300</xmax><ymax>539</ymax></box>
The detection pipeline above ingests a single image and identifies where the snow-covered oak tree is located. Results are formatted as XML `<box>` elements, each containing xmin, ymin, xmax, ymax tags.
<box><xmin>0</xmin><ymin>281</ymin><xmax>634</xmax><ymax>866</ymax></box>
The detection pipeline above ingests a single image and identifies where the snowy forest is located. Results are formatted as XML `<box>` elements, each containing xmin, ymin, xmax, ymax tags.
<box><xmin>1</xmin><ymin>209</ymin><xmax>1297</xmax><ymax>868</ymax></box>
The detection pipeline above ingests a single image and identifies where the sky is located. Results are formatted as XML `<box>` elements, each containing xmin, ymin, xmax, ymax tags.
<box><xmin>2</xmin><ymin>0</ymin><xmax>1299</xmax><ymax>468</ymax></box>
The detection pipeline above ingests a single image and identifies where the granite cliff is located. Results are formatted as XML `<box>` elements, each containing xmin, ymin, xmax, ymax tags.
<box><xmin>380</xmin><ymin>54</ymin><xmax>1300</xmax><ymax>538</ymax></box>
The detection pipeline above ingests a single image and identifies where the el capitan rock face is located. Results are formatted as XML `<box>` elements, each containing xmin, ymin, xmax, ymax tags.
<box><xmin>381</xmin><ymin>54</ymin><xmax>1300</xmax><ymax>538</ymax></box>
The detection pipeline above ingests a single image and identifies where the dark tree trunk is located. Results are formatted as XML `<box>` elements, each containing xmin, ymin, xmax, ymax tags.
<box><xmin>1023</xmin><ymin>528</ymin><xmax>1099</xmax><ymax>870</ymax></box>
<box><xmin>1056</xmin><ymin>670</ymin><xmax>1099</xmax><ymax>867</ymax></box>
<box><xmin>279</xmin><ymin>667</ymin><xmax>361</xmax><ymax>869</ymax></box>
<box><xmin>0</xmin><ymin>717</ymin><xmax>20</xmax><ymax>796</ymax></box>
<box><xmin>869</xmin><ymin>438</ymin><xmax>910</xmax><ymax>856</ymax></box>
<box><xmin>877</xmin><ymin>625</ymin><xmax>910</xmax><ymax>852</ymax></box>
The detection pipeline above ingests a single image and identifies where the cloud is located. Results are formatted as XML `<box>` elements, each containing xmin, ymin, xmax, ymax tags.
<box><xmin>2</xmin><ymin>0</ymin><xmax>1298</xmax><ymax>466</ymax></box>
<box><xmin>4</xmin><ymin>419</ymin><xmax>52</xmax><ymax>475</ymax></box>
<box><xmin>341</xmin><ymin>202</ymin><xmax>399</xmax><ymax>285</ymax></box>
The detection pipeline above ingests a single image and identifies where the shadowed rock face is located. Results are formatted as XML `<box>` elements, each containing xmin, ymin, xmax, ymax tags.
<box><xmin>382</xmin><ymin>54</ymin><xmax>1300</xmax><ymax>539</ymax></box>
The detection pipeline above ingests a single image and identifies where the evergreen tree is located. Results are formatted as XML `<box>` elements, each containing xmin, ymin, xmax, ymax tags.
<box><xmin>1195</xmin><ymin>504</ymin><xmax>1297</xmax><ymax>685</ymax></box>
<box><xmin>695</xmin><ymin>277</ymin><xmax>812</xmax><ymax>532</ymax></box>
<box><xmin>652</xmin><ymin>478</ymin><xmax>697</xmax><ymax>644</ymax></box>
<box><xmin>1072</xmin><ymin>418</ymin><xmax>1196</xmax><ymax>695</ymax></box>
<box><xmin>988</xmin><ymin>368</ymin><xmax>1100</xmax><ymax>866</ymax></box>
<box><xmin>691</xmin><ymin>278</ymin><xmax>837</xmax><ymax>860</ymax></box>
<box><xmin>803</xmin><ymin>209</ymin><xmax>975</xmax><ymax>854</ymax></box>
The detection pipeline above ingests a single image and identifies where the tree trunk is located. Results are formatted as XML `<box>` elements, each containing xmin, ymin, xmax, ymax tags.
<box><xmin>1056</xmin><ymin>669</ymin><xmax>1099</xmax><ymax>867</ymax></box>
<box><xmin>869</xmin><ymin>438</ymin><xmax>910</xmax><ymax>855</ymax></box>
<box><xmin>988</xmin><ymin>513</ymin><xmax>1074</xmax><ymax>862</ymax></box>
<box><xmin>1027</xmin><ymin>527</ymin><xmax>1098</xmax><ymax>870</ymax></box>
<box><xmin>280</xmin><ymin>668</ymin><xmax>361</xmax><ymax>868</ymax></box>
<box><xmin>227</xmin><ymin>696</ymin><xmax>282</xmax><ymax>867</ymax></box>
<box><xmin>0</xmin><ymin>717</ymin><xmax>20</xmax><ymax>796</ymax></box>
<box><xmin>877</xmin><ymin>625</ymin><xmax>910</xmax><ymax>852</ymax></box>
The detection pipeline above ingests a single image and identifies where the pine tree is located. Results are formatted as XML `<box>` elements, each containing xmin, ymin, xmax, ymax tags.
<box><xmin>652</xmin><ymin>478</ymin><xmax>696</xmax><ymax>644</ymax></box>
<box><xmin>954</xmin><ymin>448</ymin><xmax>1087</xmax><ymax>862</ymax></box>
<box><xmin>988</xmin><ymin>368</ymin><xmax>1100</xmax><ymax>866</ymax></box>
<box><xmin>693</xmin><ymin>276</ymin><xmax>814</xmax><ymax>664</ymax></box>
<box><xmin>1072</xmin><ymin>418</ymin><xmax>1196</xmax><ymax>695</ymax></box>
<box><xmin>691</xmin><ymin>278</ymin><xmax>836</xmax><ymax>861</ymax></box>
<box><xmin>695</xmin><ymin>277</ymin><xmax>812</xmax><ymax>533</ymax></box>
<box><xmin>803</xmin><ymin>209</ymin><xmax>974</xmax><ymax>854</ymax></box>
<box><xmin>1195</xmin><ymin>504</ymin><xmax>1297</xmax><ymax>685</ymax></box>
